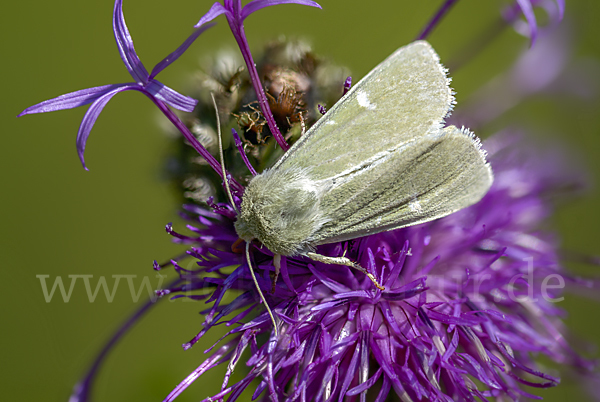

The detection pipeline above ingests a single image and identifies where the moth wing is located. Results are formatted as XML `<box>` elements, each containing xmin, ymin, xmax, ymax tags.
<box><xmin>272</xmin><ymin>40</ymin><xmax>454</xmax><ymax>179</ymax></box>
<box><xmin>309</xmin><ymin>126</ymin><xmax>493</xmax><ymax>244</ymax></box>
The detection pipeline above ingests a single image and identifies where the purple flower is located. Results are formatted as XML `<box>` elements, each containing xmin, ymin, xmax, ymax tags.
<box><xmin>418</xmin><ymin>0</ymin><xmax>566</xmax><ymax>46</ymax></box>
<box><xmin>160</xmin><ymin>132</ymin><xmax>595</xmax><ymax>401</ymax></box>
<box><xmin>18</xmin><ymin>0</ymin><xmax>213</xmax><ymax>169</ymax></box>
<box><xmin>504</xmin><ymin>0</ymin><xmax>565</xmax><ymax>45</ymax></box>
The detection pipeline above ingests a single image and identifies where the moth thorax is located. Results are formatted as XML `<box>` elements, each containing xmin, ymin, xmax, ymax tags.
<box><xmin>234</xmin><ymin>167</ymin><xmax>327</xmax><ymax>256</ymax></box>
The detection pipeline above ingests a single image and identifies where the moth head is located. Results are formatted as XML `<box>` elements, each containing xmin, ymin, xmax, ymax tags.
<box><xmin>234</xmin><ymin>167</ymin><xmax>329</xmax><ymax>256</ymax></box>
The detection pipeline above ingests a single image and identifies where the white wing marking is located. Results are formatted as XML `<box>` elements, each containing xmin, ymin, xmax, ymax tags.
<box><xmin>356</xmin><ymin>90</ymin><xmax>376</xmax><ymax>110</ymax></box>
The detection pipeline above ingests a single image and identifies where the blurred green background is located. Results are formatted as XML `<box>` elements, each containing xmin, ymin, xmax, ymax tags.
<box><xmin>2</xmin><ymin>0</ymin><xmax>599</xmax><ymax>401</ymax></box>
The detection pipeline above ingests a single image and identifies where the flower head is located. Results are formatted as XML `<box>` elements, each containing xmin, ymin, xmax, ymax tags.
<box><xmin>193</xmin><ymin>0</ymin><xmax>321</xmax><ymax>151</ymax></box>
<box><xmin>18</xmin><ymin>0</ymin><xmax>212</xmax><ymax>169</ymax></box>
<box><xmin>144</xmin><ymin>20</ymin><xmax>598</xmax><ymax>399</ymax></box>
<box><xmin>161</xmin><ymin>130</ymin><xmax>594</xmax><ymax>401</ymax></box>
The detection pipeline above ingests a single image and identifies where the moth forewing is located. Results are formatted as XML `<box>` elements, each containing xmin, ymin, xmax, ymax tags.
<box><xmin>308</xmin><ymin>125</ymin><xmax>493</xmax><ymax>245</ymax></box>
<box><xmin>272</xmin><ymin>40</ymin><xmax>454</xmax><ymax>182</ymax></box>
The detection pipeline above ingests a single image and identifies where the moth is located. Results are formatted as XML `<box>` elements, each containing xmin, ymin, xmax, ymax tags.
<box><xmin>227</xmin><ymin>41</ymin><xmax>493</xmax><ymax>331</ymax></box>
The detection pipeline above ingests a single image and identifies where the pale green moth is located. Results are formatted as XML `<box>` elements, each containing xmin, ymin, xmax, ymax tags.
<box><xmin>228</xmin><ymin>41</ymin><xmax>493</xmax><ymax>333</ymax></box>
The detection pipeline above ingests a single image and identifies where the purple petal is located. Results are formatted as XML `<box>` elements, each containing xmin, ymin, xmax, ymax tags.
<box><xmin>195</xmin><ymin>2</ymin><xmax>229</xmax><ymax>28</ymax></box>
<box><xmin>427</xmin><ymin>310</ymin><xmax>483</xmax><ymax>326</ymax></box>
<box><xmin>149</xmin><ymin>23</ymin><xmax>216</xmax><ymax>80</ymax></box>
<box><xmin>145</xmin><ymin>80</ymin><xmax>197</xmax><ymax>112</ymax></box>
<box><xmin>310</xmin><ymin>300</ymin><xmax>344</xmax><ymax>312</ymax></box>
<box><xmin>442</xmin><ymin>330</ymin><xmax>459</xmax><ymax>362</ymax></box>
<box><xmin>241</xmin><ymin>0</ymin><xmax>321</xmax><ymax>21</ymax></box>
<box><xmin>373</xmin><ymin>375</ymin><xmax>392</xmax><ymax>402</ymax></box>
<box><xmin>555</xmin><ymin>0</ymin><xmax>565</xmax><ymax>20</ymax></box>
<box><xmin>379</xmin><ymin>301</ymin><xmax>404</xmax><ymax>336</ymax></box>
<box><xmin>332</xmin><ymin>290</ymin><xmax>371</xmax><ymax>299</ymax></box>
<box><xmin>163</xmin><ymin>339</ymin><xmax>238</xmax><ymax>402</ymax></box>
<box><xmin>383</xmin><ymin>278</ymin><xmax>427</xmax><ymax>301</ymax></box>
<box><xmin>307</xmin><ymin>264</ymin><xmax>351</xmax><ymax>293</ymax></box>
<box><xmin>515</xmin><ymin>0</ymin><xmax>538</xmax><ymax>46</ymax></box>
<box><xmin>346</xmin><ymin>367</ymin><xmax>383</xmax><ymax>396</ymax></box>
<box><xmin>113</xmin><ymin>0</ymin><xmax>149</xmax><ymax>83</ymax></box>
<box><xmin>18</xmin><ymin>84</ymin><xmax>127</xmax><ymax>116</ymax></box>
<box><xmin>338</xmin><ymin>339</ymin><xmax>361</xmax><ymax>398</ymax></box>
<box><xmin>76</xmin><ymin>85</ymin><xmax>132</xmax><ymax>169</ymax></box>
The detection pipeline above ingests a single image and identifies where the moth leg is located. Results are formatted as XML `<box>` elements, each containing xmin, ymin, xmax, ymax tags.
<box><xmin>271</xmin><ymin>254</ymin><xmax>281</xmax><ymax>293</ymax></box>
<box><xmin>306</xmin><ymin>252</ymin><xmax>385</xmax><ymax>291</ymax></box>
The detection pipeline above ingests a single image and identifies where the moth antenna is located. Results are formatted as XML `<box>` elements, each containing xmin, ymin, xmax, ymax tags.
<box><xmin>246</xmin><ymin>242</ymin><xmax>279</xmax><ymax>336</ymax></box>
<box><xmin>210</xmin><ymin>92</ymin><xmax>238</xmax><ymax>214</ymax></box>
